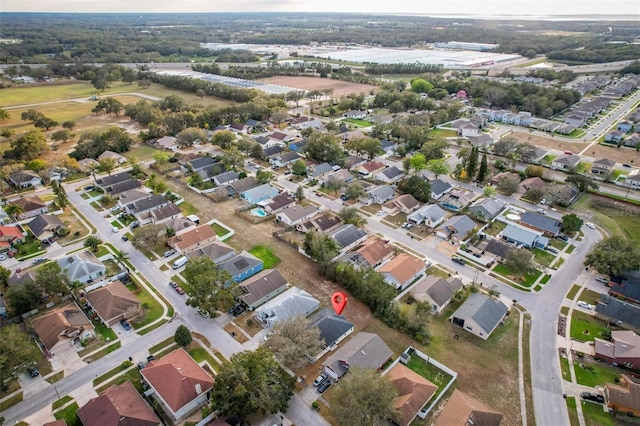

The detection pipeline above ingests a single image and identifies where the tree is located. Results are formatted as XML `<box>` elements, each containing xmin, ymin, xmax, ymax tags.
<box><xmin>270</xmin><ymin>109</ymin><xmax>289</xmax><ymax>124</ymax></box>
<box><xmin>92</xmin><ymin>98</ymin><xmax>123</xmax><ymax>116</ymax></box>
<box><xmin>153</xmin><ymin>151</ymin><xmax>171</xmax><ymax>166</ymax></box>
<box><xmin>466</xmin><ymin>146</ymin><xmax>479</xmax><ymax>179</ymax></box>
<box><xmin>329</xmin><ymin>368</ymin><xmax>398</xmax><ymax>426</ymax></box>
<box><xmin>426</xmin><ymin>158</ymin><xmax>450</xmax><ymax>179</ymax></box>
<box><xmin>477</xmin><ymin>154</ymin><xmax>489</xmax><ymax>183</ymax></box>
<box><xmin>397</xmin><ymin>175</ymin><xmax>431</xmax><ymax>202</ymax></box>
<box><xmin>285</xmin><ymin>90</ymin><xmax>305</xmax><ymax>106</ymax></box>
<box><xmin>566</xmin><ymin>175</ymin><xmax>598</xmax><ymax>192</ymax></box>
<box><xmin>52</xmin><ymin>129</ymin><xmax>72</xmax><ymax>143</ymax></box>
<box><xmin>264</xmin><ymin>316</ymin><xmax>325</xmax><ymax>368</ymax></box>
<box><xmin>584</xmin><ymin>236</ymin><xmax>640</xmax><ymax>277</ymax></box>
<box><xmin>562</xmin><ymin>214</ymin><xmax>584</xmax><ymax>234</ymax></box>
<box><xmin>345</xmin><ymin>181</ymin><xmax>365</xmax><ymax>200</ymax></box>
<box><xmin>183</xmin><ymin>257</ymin><xmax>235</xmax><ymax>313</ymax></box>
<box><xmin>196</xmin><ymin>89</ymin><xmax>206</xmax><ymax>99</ymax></box>
<box><xmin>410</xmin><ymin>78</ymin><xmax>433</xmax><ymax>94</ymax></box>
<box><xmin>7</xmin><ymin>129</ymin><xmax>49</xmax><ymax>161</ymax></box>
<box><xmin>210</xmin><ymin>347</ymin><xmax>296</xmax><ymax>419</ymax></box>
<box><xmin>497</xmin><ymin>176</ymin><xmax>521</xmax><ymax>196</ymax></box>
<box><xmin>0</xmin><ymin>108</ymin><xmax>10</xmax><ymax>121</ymax></box>
<box><xmin>98</xmin><ymin>158</ymin><xmax>118</xmax><ymax>175</ymax></box>
<box><xmin>483</xmin><ymin>185</ymin><xmax>497</xmax><ymax>198</ymax></box>
<box><xmin>304</xmin><ymin>231</ymin><xmax>340</xmax><ymax>273</ymax></box>
<box><xmin>0</xmin><ymin>325</ymin><xmax>40</xmax><ymax>391</ymax></box>
<box><xmin>35</xmin><ymin>262</ymin><xmax>70</xmax><ymax>295</ymax></box>
<box><xmin>6</xmin><ymin>282</ymin><xmax>42</xmax><ymax>315</ymax></box>
<box><xmin>255</xmin><ymin>169</ymin><xmax>274</xmax><ymax>184</ymax></box>
<box><xmin>212</xmin><ymin>130</ymin><xmax>235</xmax><ymax>149</ymax></box>
<box><xmin>504</xmin><ymin>249</ymin><xmax>535</xmax><ymax>280</ymax></box>
<box><xmin>525</xmin><ymin>165</ymin><xmax>545</xmax><ymax>178</ymax></box>
<box><xmin>4</xmin><ymin>203</ymin><xmax>24</xmax><ymax>220</ymax></box>
<box><xmin>83</xmin><ymin>235</ymin><xmax>103</xmax><ymax>252</ymax></box>
<box><xmin>62</xmin><ymin>120</ymin><xmax>76</xmax><ymax>130</ymax></box>
<box><xmin>51</xmin><ymin>179</ymin><xmax>68</xmax><ymax>208</ymax></box>
<box><xmin>338</xmin><ymin>207</ymin><xmax>366</xmax><ymax>227</ymax></box>
<box><xmin>295</xmin><ymin>185</ymin><xmax>305</xmax><ymax>201</ymax></box>
<box><xmin>303</xmin><ymin>131</ymin><xmax>344</xmax><ymax>164</ymax></box>
<box><xmin>420</xmin><ymin>138</ymin><xmax>449</xmax><ymax>162</ymax></box>
<box><xmin>409</xmin><ymin>153</ymin><xmax>427</xmax><ymax>174</ymax></box>
<box><xmin>220</xmin><ymin>146</ymin><xmax>244</xmax><ymax>170</ymax></box>
<box><xmin>249</xmin><ymin>143</ymin><xmax>264</xmax><ymax>160</ymax></box>
<box><xmin>525</xmin><ymin>187</ymin><xmax>545</xmax><ymax>204</ymax></box>
<box><xmin>177</xmin><ymin>127</ymin><xmax>207</xmax><ymax>147</ymax></box>
<box><xmin>132</xmin><ymin>223</ymin><xmax>166</xmax><ymax>252</ymax></box>
<box><xmin>174</xmin><ymin>325</ymin><xmax>193</xmax><ymax>348</ymax></box>
<box><xmin>325</xmin><ymin>178</ymin><xmax>344</xmax><ymax>196</ymax></box>
<box><xmin>291</xmin><ymin>159</ymin><xmax>307</xmax><ymax>176</ymax></box>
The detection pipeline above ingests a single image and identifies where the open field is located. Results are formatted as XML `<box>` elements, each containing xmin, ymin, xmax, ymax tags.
<box><xmin>257</xmin><ymin>76</ymin><xmax>377</xmax><ymax>97</ymax></box>
<box><xmin>571</xmin><ymin>194</ymin><xmax>640</xmax><ymax>241</ymax></box>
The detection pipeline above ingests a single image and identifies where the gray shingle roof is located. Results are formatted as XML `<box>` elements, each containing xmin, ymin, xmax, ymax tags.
<box><xmin>330</xmin><ymin>224</ymin><xmax>367</xmax><ymax>249</ymax></box>
<box><xmin>239</xmin><ymin>269</ymin><xmax>288</xmax><ymax>308</ymax></box>
<box><xmin>96</xmin><ymin>172</ymin><xmax>131</xmax><ymax>187</ymax></box>
<box><xmin>370</xmin><ymin>185</ymin><xmax>395</xmax><ymax>200</ymax></box>
<box><xmin>431</xmin><ymin>179</ymin><xmax>452</xmax><ymax>196</ymax></box>
<box><xmin>126</xmin><ymin>194</ymin><xmax>167</xmax><ymax>214</ymax></box>
<box><xmin>27</xmin><ymin>214</ymin><xmax>64</xmax><ymax>238</ymax></box>
<box><xmin>308</xmin><ymin>163</ymin><xmax>333</xmax><ymax>178</ymax></box>
<box><xmin>230</xmin><ymin>176</ymin><xmax>260</xmax><ymax>194</ymax></box>
<box><xmin>106</xmin><ymin>179</ymin><xmax>142</xmax><ymax>196</ymax></box>
<box><xmin>502</xmin><ymin>224</ymin><xmax>540</xmax><ymax>247</ymax></box>
<box><xmin>520</xmin><ymin>212</ymin><xmax>562</xmax><ymax>234</ymax></box>
<box><xmin>451</xmin><ymin>293</ymin><xmax>508</xmax><ymax>335</ymax></box>
<box><xmin>380</xmin><ymin>166</ymin><xmax>403</xmax><ymax>179</ymax></box>
<box><xmin>308</xmin><ymin>308</ymin><xmax>354</xmax><ymax>349</ymax></box>
<box><xmin>324</xmin><ymin>332</ymin><xmax>392</xmax><ymax>372</ymax></box>
<box><xmin>189</xmin><ymin>156</ymin><xmax>217</xmax><ymax>171</ymax></box>
<box><xmin>438</xmin><ymin>215</ymin><xmax>476</xmax><ymax>238</ymax></box>
<box><xmin>596</xmin><ymin>294</ymin><xmax>640</xmax><ymax>329</ymax></box>
<box><xmin>151</xmin><ymin>203</ymin><xmax>182</xmax><ymax>221</ymax></box>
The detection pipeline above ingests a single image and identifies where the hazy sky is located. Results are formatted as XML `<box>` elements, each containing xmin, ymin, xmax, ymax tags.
<box><xmin>2</xmin><ymin>0</ymin><xmax>639</xmax><ymax>17</ymax></box>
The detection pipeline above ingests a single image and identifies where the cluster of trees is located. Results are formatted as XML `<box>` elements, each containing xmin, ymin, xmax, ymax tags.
<box><xmin>1</xmin><ymin>324</ymin><xmax>41</xmax><ymax>391</ymax></box>
<box><xmin>491</xmin><ymin>137</ymin><xmax>538</xmax><ymax>167</ymax></box>
<box><xmin>5</xmin><ymin>263</ymin><xmax>71</xmax><ymax>315</ymax></box>
<box><xmin>211</xmin><ymin>49</ymin><xmax>260</xmax><ymax>63</ymax></box>
<box><xmin>20</xmin><ymin>109</ymin><xmax>58</xmax><ymax>130</ymax></box>
<box><xmin>455</xmin><ymin>146</ymin><xmax>488</xmax><ymax>183</ymax></box>
<box><xmin>371</xmin><ymin>114</ymin><xmax>452</xmax><ymax>154</ymax></box>
<box><xmin>365</xmin><ymin>62</ymin><xmax>442</xmax><ymax>75</ymax></box>
<box><xmin>3</xmin><ymin>129</ymin><xmax>50</xmax><ymax>161</ymax></box>
<box><xmin>146</xmin><ymin>73</ymin><xmax>259</xmax><ymax>103</ymax></box>
<box><xmin>585</xmin><ymin>236</ymin><xmax>640</xmax><ymax>277</ymax></box>
<box><xmin>182</xmin><ymin>257</ymin><xmax>236</xmax><ymax>313</ymax></box>
<box><xmin>69</xmin><ymin>127</ymin><xmax>134</xmax><ymax>160</ymax></box>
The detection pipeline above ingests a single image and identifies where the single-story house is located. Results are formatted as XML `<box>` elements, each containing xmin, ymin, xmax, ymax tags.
<box><xmin>264</xmin><ymin>192</ymin><xmax>296</xmax><ymax>214</ymax></box>
<box><xmin>263</xmin><ymin>145</ymin><xmax>285</xmax><ymax>158</ymax></box>
<box><xmin>501</xmin><ymin>223</ymin><xmax>549</xmax><ymax>249</ymax></box>
<box><xmin>341</xmin><ymin>237</ymin><xmax>394</xmax><ymax>269</ymax></box>
<box><xmin>595</xmin><ymin>330</ymin><xmax>640</xmax><ymax>367</ymax></box>
<box><xmin>125</xmin><ymin>195</ymin><xmax>169</xmax><ymax>217</ymax></box>
<box><xmin>95</xmin><ymin>171</ymin><xmax>131</xmax><ymax>189</ymax></box>
<box><xmin>141</xmin><ymin>348</ymin><xmax>214</xmax><ymax>421</ymax></box>
<box><xmin>610</xmin><ymin>270</ymin><xmax>640</xmax><ymax>303</ymax></box>
<box><xmin>8</xmin><ymin>195</ymin><xmax>48</xmax><ymax>220</ymax></box>
<box><xmin>77</xmin><ymin>381</ymin><xmax>161</xmax><ymax>426</ymax></box>
<box><xmin>520</xmin><ymin>177</ymin><xmax>546</xmax><ymax>192</ymax></box>
<box><xmin>255</xmin><ymin>286</ymin><xmax>320</xmax><ymax>328</ymax></box>
<box><xmin>410</xmin><ymin>275</ymin><xmax>464</xmax><ymax>313</ymax></box>
<box><xmin>386</xmin><ymin>363</ymin><xmax>438</xmax><ymax>426</ymax></box>
<box><xmin>604</xmin><ymin>130</ymin><xmax>625</xmax><ymax>144</ymax></box>
<box><xmin>276</xmin><ymin>205</ymin><xmax>319</xmax><ymax>226</ymax></box>
<box><xmin>628</xmin><ymin>171</ymin><xmax>640</xmax><ymax>188</ymax></box>
<box><xmin>467</xmin><ymin>134</ymin><xmax>494</xmax><ymax>149</ymax></box>
<box><xmin>229</xmin><ymin>177</ymin><xmax>260</xmax><ymax>195</ymax></box>
<box><xmin>238</xmin><ymin>269</ymin><xmax>288</xmax><ymax>311</ymax></box>
<box><xmin>468</xmin><ymin>198</ymin><xmax>505</xmax><ymax>222</ymax></box>
<box><xmin>354</xmin><ymin>160</ymin><xmax>386</xmax><ymax>177</ymax></box>
<box><xmin>519</xmin><ymin>212</ymin><xmax>562</xmax><ymax>237</ymax></box>
<box><xmin>98</xmin><ymin>150</ymin><xmax>127</xmax><ymax>164</ymax></box>
<box><xmin>77</xmin><ymin>158</ymin><xmax>100</xmax><ymax>172</ymax></box>
<box><xmin>605</xmin><ymin>375</ymin><xmax>640</xmax><ymax>417</ymax></box>
<box><xmin>592</xmin><ymin>158</ymin><xmax>617</xmax><ymax>176</ymax></box>
<box><xmin>430</xmin><ymin>179</ymin><xmax>453</xmax><ymax>200</ymax></box>
<box><xmin>551</xmin><ymin>154</ymin><xmax>580</xmax><ymax>171</ymax></box>
<box><xmin>307</xmin><ymin>308</ymin><xmax>355</xmax><ymax>363</ymax></box>
<box><xmin>213</xmin><ymin>171</ymin><xmax>240</xmax><ymax>187</ymax></box>
<box><xmin>240</xmin><ymin>184</ymin><xmax>279</xmax><ymax>205</ymax></box>
<box><xmin>186</xmin><ymin>240</ymin><xmax>235</xmax><ymax>264</ymax></box>
<box><xmin>377</xmin><ymin>253</ymin><xmax>427</xmax><ymax>291</ymax></box>
<box><xmin>319</xmin><ymin>169</ymin><xmax>353</xmax><ymax>187</ymax></box>
<box><xmin>24</xmin><ymin>214</ymin><xmax>63</xmax><ymax>244</ymax></box>
<box><xmin>9</xmin><ymin>169</ymin><xmax>42</xmax><ymax>188</ymax></box>
<box><xmin>490</xmin><ymin>172</ymin><xmax>520</xmax><ymax>187</ymax></box>
<box><xmin>117</xmin><ymin>188</ymin><xmax>152</xmax><ymax>206</ymax></box>
<box><xmin>436</xmin><ymin>215</ymin><xmax>476</xmax><ymax>243</ymax></box>
<box><xmin>0</xmin><ymin>225</ymin><xmax>26</xmax><ymax>249</ymax></box>
<box><xmin>84</xmin><ymin>280</ymin><xmax>142</xmax><ymax>326</ymax></box>
<box><xmin>434</xmin><ymin>389</ymin><xmax>503</xmax><ymax>426</ymax></box>
<box><xmin>168</xmin><ymin>224</ymin><xmax>218</xmax><ymax>254</ymax></box>
<box><xmin>104</xmin><ymin>179</ymin><xmax>143</xmax><ymax>197</ymax></box>
<box><xmin>217</xmin><ymin>251</ymin><xmax>263</xmax><ymax>283</ymax></box>
<box><xmin>375</xmin><ymin>166</ymin><xmax>404</xmax><ymax>183</ymax></box>
<box><xmin>323</xmin><ymin>332</ymin><xmax>393</xmax><ymax>381</ymax></box>
<box><xmin>343</xmin><ymin>110</ymin><xmax>367</xmax><ymax>119</ymax></box>
<box><xmin>268</xmin><ymin>131</ymin><xmax>295</xmax><ymax>144</ymax></box>
<box><xmin>329</xmin><ymin>224</ymin><xmax>368</xmax><ymax>252</ymax></box>
<box><xmin>483</xmin><ymin>239</ymin><xmax>512</xmax><ymax>261</ymax></box>
<box><xmin>449</xmin><ymin>293</ymin><xmax>509</xmax><ymax>340</ymax></box>
<box><xmin>156</xmin><ymin>135</ymin><xmax>179</xmax><ymax>151</ymax></box>
<box><xmin>307</xmin><ymin>163</ymin><xmax>334</xmax><ymax>180</ymax></box>
<box><xmin>57</xmin><ymin>251</ymin><xmax>106</xmax><ymax>284</ymax></box>
<box><xmin>269</xmin><ymin>152</ymin><xmax>301</xmax><ymax>169</ymax></box>
<box><xmin>31</xmin><ymin>302</ymin><xmax>94</xmax><ymax>355</ymax></box>
<box><xmin>595</xmin><ymin>294</ymin><xmax>640</xmax><ymax>330</ymax></box>
<box><xmin>361</xmin><ymin>185</ymin><xmax>395</xmax><ymax>205</ymax></box>
<box><xmin>150</xmin><ymin>203</ymin><xmax>183</xmax><ymax>225</ymax></box>
<box><xmin>619</xmin><ymin>121</ymin><xmax>634</xmax><ymax>133</ymax></box>
<box><xmin>297</xmin><ymin>213</ymin><xmax>343</xmax><ymax>234</ymax></box>
<box><xmin>438</xmin><ymin>189</ymin><xmax>473</xmax><ymax>212</ymax></box>
<box><xmin>408</xmin><ymin>204</ymin><xmax>447</xmax><ymax>227</ymax></box>
<box><xmin>382</xmin><ymin>194</ymin><xmax>420</xmax><ymax>215</ymax></box>
<box><xmin>344</xmin><ymin>155</ymin><xmax>366</xmax><ymax>170</ymax></box>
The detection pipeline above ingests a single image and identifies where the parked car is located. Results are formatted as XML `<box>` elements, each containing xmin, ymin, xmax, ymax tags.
<box><xmin>581</xmin><ymin>392</ymin><xmax>604</xmax><ymax>403</ymax></box>
<box><xmin>109</xmin><ymin>206</ymin><xmax>120</xmax><ymax>213</ymax></box>
<box><xmin>0</xmin><ymin>254</ymin><xmax>5</xmax><ymax>261</ymax></box>
<box><xmin>112</xmin><ymin>227</ymin><xmax>119</xmax><ymax>233</ymax></box>
<box><xmin>130</xmin><ymin>221</ymin><xmax>140</xmax><ymax>229</ymax></box>
<box><xmin>318</xmin><ymin>379</ymin><xmax>332</xmax><ymax>393</ymax></box>
<box><xmin>313</xmin><ymin>373</ymin><xmax>328</xmax><ymax>387</ymax></box>
<box><xmin>557</xmin><ymin>234</ymin><xmax>569</xmax><ymax>242</ymax></box>
<box><xmin>451</xmin><ymin>256</ymin><xmax>466</xmax><ymax>265</ymax></box>
<box><xmin>232</xmin><ymin>305</ymin><xmax>246</xmax><ymax>317</ymax></box>
<box><xmin>547</xmin><ymin>247</ymin><xmax>558</xmax><ymax>254</ymax></box>
<box><xmin>121</xmin><ymin>235</ymin><xmax>129</xmax><ymax>242</ymax></box>
<box><xmin>623</xmin><ymin>163</ymin><xmax>632</xmax><ymax>168</ymax></box>
<box><xmin>169</xmin><ymin>281</ymin><xmax>178</xmax><ymax>289</ymax></box>
<box><xmin>595</xmin><ymin>276</ymin><xmax>609</xmax><ymax>285</ymax></box>
<box><xmin>537</xmin><ymin>208</ymin><xmax>546</xmax><ymax>214</ymax></box>
<box><xmin>577</xmin><ymin>301</ymin><xmax>594</xmax><ymax>309</ymax></box>
<box><xmin>164</xmin><ymin>249</ymin><xmax>176</xmax><ymax>258</ymax></box>
<box><xmin>174</xmin><ymin>286</ymin><xmax>185</xmax><ymax>295</ymax></box>
<box><xmin>585</xmin><ymin>222</ymin><xmax>596</xmax><ymax>229</ymax></box>
<box><xmin>84</xmin><ymin>185</ymin><xmax>95</xmax><ymax>191</ymax></box>
<box><xmin>27</xmin><ymin>367</ymin><xmax>40</xmax><ymax>377</ymax></box>
<box><xmin>32</xmin><ymin>257</ymin><xmax>47</xmax><ymax>264</ymax></box>
<box><xmin>120</xmin><ymin>320</ymin><xmax>131</xmax><ymax>331</ymax></box>
<box><xmin>198</xmin><ymin>309</ymin><xmax>210</xmax><ymax>318</ymax></box>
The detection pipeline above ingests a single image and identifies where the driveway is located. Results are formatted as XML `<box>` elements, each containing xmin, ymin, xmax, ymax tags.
<box><xmin>54</xmin><ymin>340</ymin><xmax>86</xmax><ymax>376</ymax></box>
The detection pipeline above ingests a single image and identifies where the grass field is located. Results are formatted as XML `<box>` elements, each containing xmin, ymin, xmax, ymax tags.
<box><xmin>571</xmin><ymin>194</ymin><xmax>640</xmax><ymax>242</ymax></box>
<box><xmin>493</xmin><ymin>264</ymin><xmax>542</xmax><ymax>287</ymax></box>
<box><xmin>93</xmin><ymin>361</ymin><xmax>133</xmax><ymax>386</ymax></box>
<box><xmin>560</xmin><ymin>355</ymin><xmax>571</xmax><ymax>381</ymax></box>
<box><xmin>54</xmin><ymin>402</ymin><xmax>81</xmax><ymax>426</ymax></box>
<box><xmin>95</xmin><ymin>368</ymin><xmax>145</xmax><ymax>394</ymax></box>
<box><xmin>582</xmin><ymin>401</ymin><xmax>614</xmax><ymax>426</ymax></box>
<box><xmin>341</xmin><ymin>118</ymin><xmax>373</xmax><ymax>127</ymax></box>
<box><xmin>248</xmin><ymin>245</ymin><xmax>281</xmax><ymax>269</ymax></box>
<box><xmin>574</xmin><ymin>360</ymin><xmax>620</xmax><ymax>387</ymax></box>
<box><xmin>532</xmin><ymin>248</ymin><xmax>556</xmax><ymax>267</ymax></box>
<box><xmin>52</xmin><ymin>395</ymin><xmax>73</xmax><ymax>410</ymax></box>
<box><xmin>131</xmin><ymin>284</ymin><xmax>164</xmax><ymax>329</ymax></box>
<box><xmin>430</xmin><ymin>128</ymin><xmax>459</xmax><ymax>138</ymax></box>
<box><xmin>570</xmin><ymin>311</ymin><xmax>609</xmax><ymax>342</ymax></box>
<box><xmin>566</xmin><ymin>284</ymin><xmax>581</xmax><ymax>301</ymax></box>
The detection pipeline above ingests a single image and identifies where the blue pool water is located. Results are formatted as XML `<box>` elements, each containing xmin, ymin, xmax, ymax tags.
<box><xmin>250</xmin><ymin>208</ymin><xmax>267</xmax><ymax>217</ymax></box>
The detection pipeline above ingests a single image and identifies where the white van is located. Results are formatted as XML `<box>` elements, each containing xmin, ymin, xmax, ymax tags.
<box><xmin>172</xmin><ymin>256</ymin><xmax>188</xmax><ymax>270</ymax></box>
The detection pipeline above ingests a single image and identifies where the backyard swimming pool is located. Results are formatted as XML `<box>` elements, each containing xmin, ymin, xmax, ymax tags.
<box><xmin>250</xmin><ymin>208</ymin><xmax>268</xmax><ymax>217</ymax></box>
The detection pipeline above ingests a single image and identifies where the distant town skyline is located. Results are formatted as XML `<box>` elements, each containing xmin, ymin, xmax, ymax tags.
<box><xmin>2</xmin><ymin>0</ymin><xmax>639</xmax><ymax>19</ymax></box>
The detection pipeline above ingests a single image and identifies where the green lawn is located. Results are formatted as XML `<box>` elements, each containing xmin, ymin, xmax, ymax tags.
<box><xmin>532</xmin><ymin>248</ymin><xmax>556</xmax><ymax>267</ymax></box>
<box><xmin>86</xmin><ymin>341</ymin><xmax>121</xmax><ymax>361</ymax></box>
<box><xmin>566</xmin><ymin>245</ymin><xmax>576</xmax><ymax>254</ymax></box>
<box><xmin>405</xmin><ymin>354</ymin><xmax>453</xmax><ymax>399</ymax></box>
<box><xmin>566</xmin><ymin>397</ymin><xmax>580</xmax><ymax>426</ymax></box>
<box><xmin>582</xmin><ymin>400</ymin><xmax>614</xmax><ymax>426</ymax></box>
<box><xmin>559</xmin><ymin>356</ymin><xmax>571</xmax><ymax>381</ymax></box>
<box><xmin>54</xmin><ymin>402</ymin><xmax>81</xmax><ymax>426</ymax></box>
<box><xmin>561</xmin><ymin>306</ymin><xmax>570</xmax><ymax>315</ymax></box>
<box><xmin>566</xmin><ymin>284</ymin><xmax>581</xmax><ymax>301</ymax></box>
<box><xmin>580</xmin><ymin>289</ymin><xmax>602</xmax><ymax>306</ymax></box>
<box><xmin>92</xmin><ymin>319</ymin><xmax>117</xmax><ymax>341</ymax></box>
<box><xmin>93</xmin><ymin>361</ymin><xmax>133</xmax><ymax>386</ymax></box>
<box><xmin>549</xmin><ymin>238</ymin><xmax>568</xmax><ymax>250</ymax></box>
<box><xmin>0</xmin><ymin>391</ymin><xmax>23</xmax><ymax>411</ymax></box>
<box><xmin>430</xmin><ymin>128</ymin><xmax>458</xmax><ymax>138</ymax></box>
<box><xmin>249</xmin><ymin>245</ymin><xmax>281</xmax><ymax>269</ymax></box>
<box><xmin>553</xmin><ymin>257</ymin><xmax>565</xmax><ymax>269</ymax></box>
<box><xmin>189</xmin><ymin>346</ymin><xmax>223</xmax><ymax>373</ymax></box>
<box><xmin>342</xmin><ymin>118</ymin><xmax>373</xmax><ymax>127</ymax></box>
<box><xmin>570</xmin><ymin>311</ymin><xmax>609</xmax><ymax>342</ymax></box>
<box><xmin>150</xmin><ymin>336</ymin><xmax>175</xmax><ymax>354</ymax></box>
<box><xmin>171</xmin><ymin>274</ymin><xmax>192</xmax><ymax>295</ymax></box>
<box><xmin>131</xmin><ymin>284</ymin><xmax>164</xmax><ymax>330</ymax></box>
<box><xmin>483</xmin><ymin>220</ymin><xmax>507</xmax><ymax>236</ymax></box>
<box><xmin>179</xmin><ymin>201</ymin><xmax>198</xmax><ymax>216</ymax></box>
<box><xmin>574</xmin><ymin>361</ymin><xmax>620</xmax><ymax>387</ymax></box>
<box><xmin>211</xmin><ymin>222</ymin><xmax>231</xmax><ymax>237</ymax></box>
<box><xmin>493</xmin><ymin>264</ymin><xmax>542</xmax><ymax>287</ymax></box>
<box><xmin>540</xmin><ymin>274</ymin><xmax>552</xmax><ymax>284</ymax></box>
<box><xmin>52</xmin><ymin>395</ymin><xmax>73</xmax><ymax>410</ymax></box>
<box><xmin>95</xmin><ymin>368</ymin><xmax>145</xmax><ymax>394</ymax></box>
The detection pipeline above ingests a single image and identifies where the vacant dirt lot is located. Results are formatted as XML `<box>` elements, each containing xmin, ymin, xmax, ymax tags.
<box><xmin>258</xmin><ymin>76</ymin><xmax>377</xmax><ymax>97</ymax></box>
<box><xmin>510</xmin><ymin>131</ymin><xmax>640</xmax><ymax>164</ymax></box>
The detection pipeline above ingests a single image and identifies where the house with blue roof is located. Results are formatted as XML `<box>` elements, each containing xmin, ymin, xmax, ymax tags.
<box><xmin>240</xmin><ymin>184</ymin><xmax>279</xmax><ymax>205</ymax></box>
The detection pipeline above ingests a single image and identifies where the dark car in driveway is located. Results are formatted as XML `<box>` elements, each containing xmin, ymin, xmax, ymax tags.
<box><xmin>27</xmin><ymin>367</ymin><xmax>40</xmax><ymax>377</ymax></box>
<box><xmin>581</xmin><ymin>392</ymin><xmax>604</xmax><ymax>403</ymax></box>
<box><xmin>317</xmin><ymin>379</ymin><xmax>332</xmax><ymax>393</ymax></box>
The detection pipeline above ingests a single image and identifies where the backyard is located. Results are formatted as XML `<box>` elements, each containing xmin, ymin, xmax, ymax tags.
<box><xmin>248</xmin><ymin>245</ymin><xmax>281</xmax><ymax>269</ymax></box>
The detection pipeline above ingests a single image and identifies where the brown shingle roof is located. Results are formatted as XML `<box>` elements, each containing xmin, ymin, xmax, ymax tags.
<box><xmin>356</xmin><ymin>237</ymin><xmax>393</xmax><ymax>267</ymax></box>
<box><xmin>84</xmin><ymin>281</ymin><xmax>141</xmax><ymax>325</ymax></box>
<box><xmin>435</xmin><ymin>389</ymin><xmax>503</xmax><ymax>426</ymax></box>
<box><xmin>77</xmin><ymin>381</ymin><xmax>161</xmax><ymax>426</ymax></box>
<box><xmin>141</xmin><ymin>348</ymin><xmax>214</xmax><ymax>413</ymax></box>
<box><xmin>9</xmin><ymin>195</ymin><xmax>46</xmax><ymax>212</ymax></box>
<box><xmin>31</xmin><ymin>303</ymin><xmax>93</xmax><ymax>351</ymax></box>
<box><xmin>377</xmin><ymin>253</ymin><xmax>426</xmax><ymax>286</ymax></box>
<box><xmin>167</xmin><ymin>225</ymin><xmax>217</xmax><ymax>253</ymax></box>
<box><xmin>387</xmin><ymin>363</ymin><xmax>437</xmax><ymax>426</ymax></box>
<box><xmin>606</xmin><ymin>374</ymin><xmax>640</xmax><ymax>412</ymax></box>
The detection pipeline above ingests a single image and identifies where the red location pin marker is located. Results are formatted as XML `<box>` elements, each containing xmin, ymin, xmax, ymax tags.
<box><xmin>331</xmin><ymin>291</ymin><xmax>348</xmax><ymax>315</ymax></box>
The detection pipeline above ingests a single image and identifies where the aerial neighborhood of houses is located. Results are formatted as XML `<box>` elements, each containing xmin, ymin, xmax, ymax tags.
<box><xmin>4</xmin><ymin>14</ymin><xmax>640</xmax><ymax>426</ymax></box>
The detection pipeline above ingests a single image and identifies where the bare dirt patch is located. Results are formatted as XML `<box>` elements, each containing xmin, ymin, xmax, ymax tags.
<box><xmin>582</xmin><ymin>144</ymin><xmax>640</xmax><ymax>165</ymax></box>
<box><xmin>509</xmin><ymin>131</ymin><xmax>586</xmax><ymax>153</ymax></box>
<box><xmin>258</xmin><ymin>76</ymin><xmax>377</xmax><ymax>97</ymax></box>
